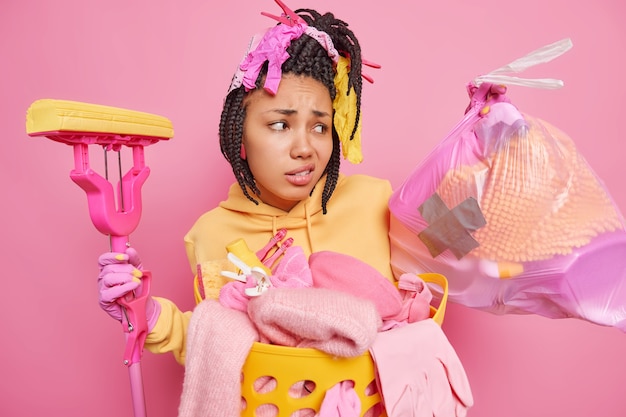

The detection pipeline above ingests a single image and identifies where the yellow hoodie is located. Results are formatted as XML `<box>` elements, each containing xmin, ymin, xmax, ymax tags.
<box><xmin>145</xmin><ymin>173</ymin><xmax>393</xmax><ymax>364</ymax></box>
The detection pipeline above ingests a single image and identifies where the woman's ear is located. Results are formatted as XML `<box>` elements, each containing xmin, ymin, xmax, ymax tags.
<box><xmin>240</xmin><ymin>144</ymin><xmax>247</xmax><ymax>160</ymax></box>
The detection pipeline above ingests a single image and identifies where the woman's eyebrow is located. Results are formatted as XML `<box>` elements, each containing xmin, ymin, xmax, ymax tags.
<box><xmin>265</xmin><ymin>108</ymin><xmax>296</xmax><ymax>115</ymax></box>
<box><xmin>266</xmin><ymin>108</ymin><xmax>331</xmax><ymax>118</ymax></box>
<box><xmin>312</xmin><ymin>109</ymin><xmax>331</xmax><ymax>118</ymax></box>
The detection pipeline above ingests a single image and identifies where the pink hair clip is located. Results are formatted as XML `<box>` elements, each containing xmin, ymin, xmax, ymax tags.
<box><xmin>362</xmin><ymin>58</ymin><xmax>382</xmax><ymax>84</ymax></box>
<box><xmin>227</xmin><ymin>0</ymin><xmax>339</xmax><ymax>95</ymax></box>
<box><xmin>226</xmin><ymin>0</ymin><xmax>380</xmax><ymax>93</ymax></box>
<box><xmin>263</xmin><ymin>0</ymin><xmax>380</xmax><ymax>82</ymax></box>
<box><xmin>260</xmin><ymin>0</ymin><xmax>305</xmax><ymax>26</ymax></box>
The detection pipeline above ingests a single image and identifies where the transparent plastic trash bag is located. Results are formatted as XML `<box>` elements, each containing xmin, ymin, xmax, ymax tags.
<box><xmin>388</xmin><ymin>40</ymin><xmax>626</xmax><ymax>330</ymax></box>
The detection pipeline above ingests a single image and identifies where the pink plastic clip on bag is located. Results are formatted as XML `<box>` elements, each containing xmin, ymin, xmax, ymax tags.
<box><xmin>388</xmin><ymin>39</ymin><xmax>626</xmax><ymax>331</ymax></box>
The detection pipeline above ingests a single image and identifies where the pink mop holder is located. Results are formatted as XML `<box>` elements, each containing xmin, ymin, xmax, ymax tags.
<box><xmin>26</xmin><ymin>99</ymin><xmax>174</xmax><ymax>417</ymax></box>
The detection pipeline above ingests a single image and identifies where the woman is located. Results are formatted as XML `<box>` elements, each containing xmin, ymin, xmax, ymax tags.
<box><xmin>98</xmin><ymin>0</ymin><xmax>392</xmax><ymax>366</ymax></box>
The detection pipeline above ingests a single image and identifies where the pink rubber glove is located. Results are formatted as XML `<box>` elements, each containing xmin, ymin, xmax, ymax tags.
<box><xmin>97</xmin><ymin>248</ymin><xmax>161</xmax><ymax>331</ymax></box>
<box><xmin>369</xmin><ymin>319</ymin><xmax>474</xmax><ymax>417</ymax></box>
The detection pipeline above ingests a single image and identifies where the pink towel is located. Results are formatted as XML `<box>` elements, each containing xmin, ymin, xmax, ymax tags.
<box><xmin>369</xmin><ymin>319</ymin><xmax>474</xmax><ymax>417</ymax></box>
<box><xmin>248</xmin><ymin>287</ymin><xmax>382</xmax><ymax>357</ymax></box>
<box><xmin>178</xmin><ymin>299</ymin><xmax>259</xmax><ymax>417</ymax></box>
<box><xmin>309</xmin><ymin>251</ymin><xmax>433</xmax><ymax>327</ymax></box>
<box><xmin>309</xmin><ymin>251</ymin><xmax>403</xmax><ymax>320</ymax></box>
<box><xmin>269</xmin><ymin>245</ymin><xmax>313</xmax><ymax>288</ymax></box>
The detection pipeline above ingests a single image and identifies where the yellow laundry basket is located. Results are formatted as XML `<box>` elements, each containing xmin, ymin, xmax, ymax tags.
<box><xmin>240</xmin><ymin>272</ymin><xmax>448</xmax><ymax>417</ymax></box>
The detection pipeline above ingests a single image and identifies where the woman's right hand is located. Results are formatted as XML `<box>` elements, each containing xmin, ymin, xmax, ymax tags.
<box><xmin>97</xmin><ymin>248</ymin><xmax>144</xmax><ymax>322</ymax></box>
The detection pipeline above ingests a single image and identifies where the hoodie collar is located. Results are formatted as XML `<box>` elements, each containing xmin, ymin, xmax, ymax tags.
<box><xmin>219</xmin><ymin>175</ymin><xmax>336</xmax><ymax>218</ymax></box>
<box><xmin>219</xmin><ymin>174</ymin><xmax>342</xmax><ymax>253</ymax></box>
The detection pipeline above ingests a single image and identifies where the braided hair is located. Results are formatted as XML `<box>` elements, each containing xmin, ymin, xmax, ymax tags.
<box><xmin>218</xmin><ymin>8</ymin><xmax>363</xmax><ymax>214</ymax></box>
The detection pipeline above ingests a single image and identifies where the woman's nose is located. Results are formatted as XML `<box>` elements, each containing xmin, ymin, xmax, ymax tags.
<box><xmin>289</xmin><ymin>130</ymin><xmax>314</xmax><ymax>158</ymax></box>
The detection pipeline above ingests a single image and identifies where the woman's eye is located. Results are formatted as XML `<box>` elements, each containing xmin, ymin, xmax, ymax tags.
<box><xmin>269</xmin><ymin>121</ymin><xmax>287</xmax><ymax>131</ymax></box>
<box><xmin>313</xmin><ymin>124</ymin><xmax>327</xmax><ymax>134</ymax></box>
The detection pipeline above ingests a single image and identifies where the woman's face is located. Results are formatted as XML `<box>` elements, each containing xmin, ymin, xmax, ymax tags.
<box><xmin>242</xmin><ymin>74</ymin><xmax>334</xmax><ymax>211</ymax></box>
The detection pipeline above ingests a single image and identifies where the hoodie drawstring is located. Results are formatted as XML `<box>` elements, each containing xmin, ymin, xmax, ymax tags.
<box><xmin>304</xmin><ymin>202</ymin><xmax>315</xmax><ymax>254</ymax></box>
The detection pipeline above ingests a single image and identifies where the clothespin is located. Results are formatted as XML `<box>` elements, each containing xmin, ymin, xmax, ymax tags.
<box><xmin>262</xmin><ymin>237</ymin><xmax>294</xmax><ymax>269</ymax></box>
<box><xmin>221</xmin><ymin>252</ymin><xmax>273</xmax><ymax>296</ymax></box>
<box><xmin>362</xmin><ymin>58</ymin><xmax>382</xmax><ymax>84</ymax></box>
<box><xmin>244</xmin><ymin>273</ymin><xmax>273</xmax><ymax>297</ymax></box>
<box><xmin>256</xmin><ymin>228</ymin><xmax>288</xmax><ymax>262</ymax></box>
<box><xmin>261</xmin><ymin>0</ymin><xmax>305</xmax><ymax>26</ymax></box>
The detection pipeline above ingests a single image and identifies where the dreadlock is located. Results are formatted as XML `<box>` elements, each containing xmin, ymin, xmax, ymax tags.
<box><xmin>218</xmin><ymin>9</ymin><xmax>364</xmax><ymax>214</ymax></box>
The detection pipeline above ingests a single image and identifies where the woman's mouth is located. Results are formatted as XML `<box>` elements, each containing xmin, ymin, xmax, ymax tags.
<box><xmin>286</xmin><ymin>168</ymin><xmax>314</xmax><ymax>185</ymax></box>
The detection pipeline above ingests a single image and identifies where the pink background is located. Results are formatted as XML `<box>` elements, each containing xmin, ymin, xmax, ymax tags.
<box><xmin>2</xmin><ymin>0</ymin><xmax>626</xmax><ymax>416</ymax></box>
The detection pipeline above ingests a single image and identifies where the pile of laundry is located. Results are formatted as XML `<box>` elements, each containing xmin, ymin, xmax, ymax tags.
<box><xmin>179</xmin><ymin>230</ymin><xmax>473</xmax><ymax>417</ymax></box>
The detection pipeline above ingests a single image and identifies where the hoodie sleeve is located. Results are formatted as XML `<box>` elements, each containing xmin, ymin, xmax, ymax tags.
<box><xmin>144</xmin><ymin>297</ymin><xmax>192</xmax><ymax>365</ymax></box>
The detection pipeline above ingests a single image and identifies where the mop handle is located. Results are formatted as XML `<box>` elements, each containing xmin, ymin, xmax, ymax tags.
<box><xmin>111</xmin><ymin>236</ymin><xmax>151</xmax><ymax>417</ymax></box>
<box><xmin>76</xmin><ymin>148</ymin><xmax>151</xmax><ymax>417</ymax></box>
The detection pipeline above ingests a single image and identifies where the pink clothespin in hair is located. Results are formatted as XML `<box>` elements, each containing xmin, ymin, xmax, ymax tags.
<box><xmin>341</xmin><ymin>52</ymin><xmax>381</xmax><ymax>84</ymax></box>
<box><xmin>362</xmin><ymin>58</ymin><xmax>382</xmax><ymax>84</ymax></box>
<box><xmin>262</xmin><ymin>0</ymin><xmax>382</xmax><ymax>84</ymax></box>
<box><xmin>261</xmin><ymin>0</ymin><xmax>306</xmax><ymax>26</ymax></box>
